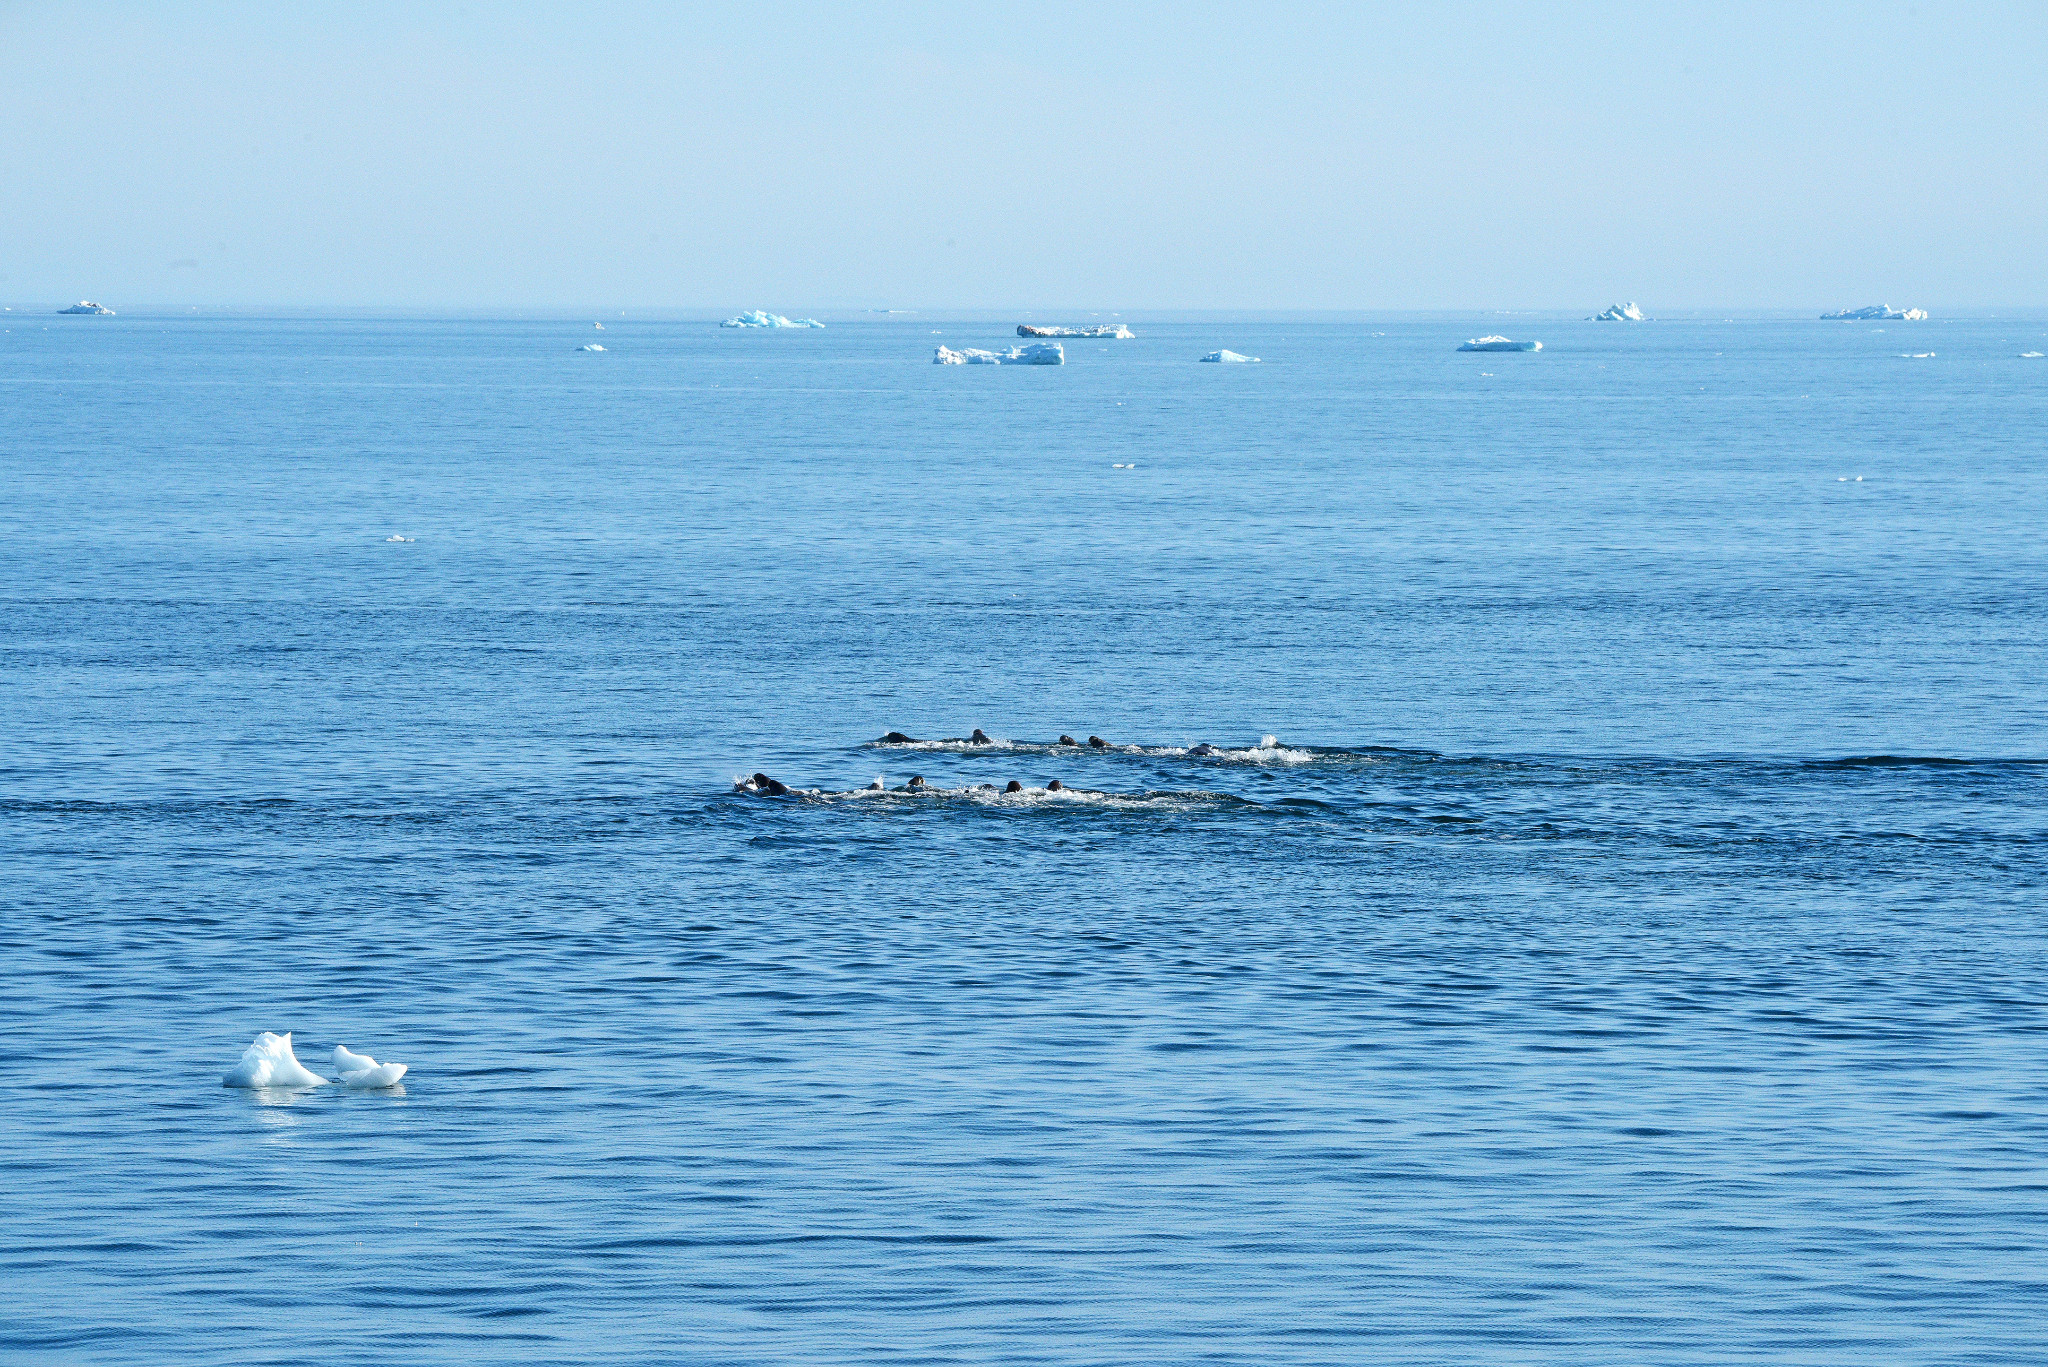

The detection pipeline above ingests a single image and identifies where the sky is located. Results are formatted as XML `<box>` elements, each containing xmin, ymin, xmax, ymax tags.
<box><xmin>2</xmin><ymin>1</ymin><xmax>2044</xmax><ymax>311</ymax></box>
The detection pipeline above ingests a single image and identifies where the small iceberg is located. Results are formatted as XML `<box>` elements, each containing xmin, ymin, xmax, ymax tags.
<box><xmin>58</xmin><ymin>300</ymin><xmax>115</xmax><ymax>315</ymax></box>
<box><xmin>1821</xmin><ymin>305</ymin><xmax>1928</xmax><ymax>321</ymax></box>
<box><xmin>333</xmin><ymin>1045</ymin><xmax>408</xmax><ymax>1089</ymax></box>
<box><xmin>1589</xmin><ymin>302</ymin><xmax>1646</xmax><ymax>321</ymax></box>
<box><xmin>223</xmin><ymin>1032</ymin><xmax>327</xmax><ymax>1088</ymax></box>
<box><xmin>1459</xmin><ymin>336</ymin><xmax>1541</xmax><ymax>352</ymax></box>
<box><xmin>1899</xmin><ymin>352</ymin><xmax>1936</xmax><ymax>359</ymax></box>
<box><xmin>1200</xmin><ymin>350</ymin><xmax>1259</xmax><ymax>363</ymax></box>
<box><xmin>721</xmin><ymin>310</ymin><xmax>824</xmax><ymax>328</ymax></box>
<box><xmin>385</xmin><ymin>534</ymin><xmax>413</xmax><ymax>543</ymax></box>
<box><xmin>578</xmin><ymin>343</ymin><xmax>606</xmax><ymax>351</ymax></box>
<box><xmin>1018</xmin><ymin>324</ymin><xmax>1135</xmax><ymax>338</ymax></box>
<box><xmin>934</xmin><ymin>342</ymin><xmax>1064</xmax><ymax>365</ymax></box>
<box><xmin>2020</xmin><ymin>351</ymin><xmax>2043</xmax><ymax>358</ymax></box>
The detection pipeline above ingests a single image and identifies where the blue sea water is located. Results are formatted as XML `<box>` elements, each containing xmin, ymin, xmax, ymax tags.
<box><xmin>2</xmin><ymin>309</ymin><xmax>2046</xmax><ymax>1365</ymax></box>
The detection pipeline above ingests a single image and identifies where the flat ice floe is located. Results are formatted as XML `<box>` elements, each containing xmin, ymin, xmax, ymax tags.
<box><xmin>223</xmin><ymin>1032</ymin><xmax>327</xmax><ymax>1088</ymax></box>
<box><xmin>1201</xmin><ymin>350</ymin><xmax>1259</xmax><ymax>363</ymax></box>
<box><xmin>934</xmin><ymin>343</ymin><xmax>1064</xmax><ymax>365</ymax></box>
<box><xmin>578</xmin><ymin>343</ymin><xmax>606</xmax><ymax>351</ymax></box>
<box><xmin>1018</xmin><ymin>324</ymin><xmax>1135</xmax><ymax>338</ymax></box>
<box><xmin>1821</xmin><ymin>305</ymin><xmax>1928</xmax><ymax>320</ymax></box>
<box><xmin>1459</xmin><ymin>336</ymin><xmax>1541</xmax><ymax>352</ymax></box>
<box><xmin>721</xmin><ymin>311</ymin><xmax>825</xmax><ymax>328</ymax></box>
<box><xmin>1590</xmin><ymin>302</ymin><xmax>1646</xmax><ymax>321</ymax></box>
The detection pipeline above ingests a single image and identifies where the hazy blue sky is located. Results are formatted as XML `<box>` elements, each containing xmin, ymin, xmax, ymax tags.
<box><xmin>3</xmin><ymin>2</ymin><xmax>2044</xmax><ymax>310</ymax></box>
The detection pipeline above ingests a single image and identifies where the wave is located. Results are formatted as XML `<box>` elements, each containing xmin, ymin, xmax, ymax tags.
<box><xmin>864</xmin><ymin>734</ymin><xmax>1325</xmax><ymax>765</ymax></box>
<box><xmin>732</xmin><ymin>777</ymin><xmax>1249</xmax><ymax>812</ymax></box>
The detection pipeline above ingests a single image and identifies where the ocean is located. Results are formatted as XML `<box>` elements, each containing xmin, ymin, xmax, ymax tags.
<box><xmin>3</xmin><ymin>309</ymin><xmax>2046</xmax><ymax>1364</ymax></box>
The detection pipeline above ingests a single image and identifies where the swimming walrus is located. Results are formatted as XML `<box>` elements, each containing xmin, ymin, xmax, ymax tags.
<box><xmin>1058</xmin><ymin>735</ymin><xmax>1077</xmax><ymax>746</ymax></box>
<box><xmin>1087</xmin><ymin>735</ymin><xmax>1110</xmax><ymax>749</ymax></box>
<box><xmin>879</xmin><ymin>731</ymin><xmax>918</xmax><ymax>744</ymax></box>
<box><xmin>970</xmin><ymin>729</ymin><xmax>992</xmax><ymax>744</ymax></box>
<box><xmin>1004</xmin><ymin>780</ymin><xmax>1024</xmax><ymax>793</ymax></box>
<box><xmin>750</xmin><ymin>772</ymin><xmax>791</xmax><ymax>796</ymax></box>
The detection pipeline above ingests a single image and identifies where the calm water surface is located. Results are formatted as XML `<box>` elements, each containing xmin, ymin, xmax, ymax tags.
<box><xmin>3</xmin><ymin>311</ymin><xmax>2046</xmax><ymax>1364</ymax></box>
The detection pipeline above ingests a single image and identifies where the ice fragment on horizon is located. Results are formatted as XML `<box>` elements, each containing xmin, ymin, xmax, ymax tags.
<box><xmin>223</xmin><ymin>1032</ymin><xmax>328</xmax><ymax>1088</ymax></box>
<box><xmin>333</xmin><ymin>1045</ymin><xmax>408</xmax><ymax>1088</ymax></box>
<box><xmin>1458</xmin><ymin>336</ymin><xmax>1542</xmax><ymax>352</ymax></box>
<box><xmin>1200</xmin><ymin>350</ymin><xmax>1260</xmax><ymax>363</ymax></box>
<box><xmin>720</xmin><ymin>310</ymin><xmax>825</xmax><ymax>328</ymax></box>
<box><xmin>1018</xmin><ymin>324</ymin><xmax>1135</xmax><ymax>338</ymax></box>
<box><xmin>933</xmin><ymin>342</ymin><xmax>1064</xmax><ymax>365</ymax></box>
<box><xmin>1820</xmin><ymin>305</ymin><xmax>1928</xmax><ymax>320</ymax></box>
<box><xmin>1590</xmin><ymin>302</ymin><xmax>1646</xmax><ymax>321</ymax></box>
<box><xmin>578</xmin><ymin>343</ymin><xmax>606</xmax><ymax>351</ymax></box>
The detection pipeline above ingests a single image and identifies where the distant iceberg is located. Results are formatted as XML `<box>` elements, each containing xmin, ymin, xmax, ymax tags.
<box><xmin>935</xmin><ymin>343</ymin><xmax>1065</xmax><ymax>365</ymax></box>
<box><xmin>721</xmin><ymin>310</ymin><xmax>825</xmax><ymax>328</ymax></box>
<box><xmin>2022</xmin><ymin>352</ymin><xmax>2044</xmax><ymax>359</ymax></box>
<box><xmin>1200</xmin><ymin>350</ymin><xmax>1259</xmax><ymax>363</ymax></box>
<box><xmin>1590</xmin><ymin>302</ymin><xmax>1646</xmax><ymax>322</ymax></box>
<box><xmin>578</xmin><ymin>343</ymin><xmax>606</xmax><ymax>351</ymax></box>
<box><xmin>1821</xmin><ymin>305</ymin><xmax>1927</xmax><ymax>321</ymax></box>
<box><xmin>58</xmin><ymin>300</ymin><xmax>114</xmax><ymax>315</ymax></box>
<box><xmin>1018</xmin><ymin>324</ymin><xmax>1135</xmax><ymax>338</ymax></box>
<box><xmin>1459</xmin><ymin>336</ymin><xmax>1541</xmax><ymax>352</ymax></box>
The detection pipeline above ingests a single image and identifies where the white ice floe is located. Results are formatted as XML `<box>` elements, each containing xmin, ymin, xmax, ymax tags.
<box><xmin>1590</xmin><ymin>302</ymin><xmax>1646</xmax><ymax>322</ymax></box>
<box><xmin>1018</xmin><ymin>324</ymin><xmax>1135</xmax><ymax>338</ymax></box>
<box><xmin>333</xmin><ymin>1046</ymin><xmax>408</xmax><ymax>1089</ymax></box>
<box><xmin>578</xmin><ymin>343</ymin><xmax>606</xmax><ymax>351</ymax></box>
<box><xmin>933</xmin><ymin>343</ymin><xmax>1064</xmax><ymax>365</ymax></box>
<box><xmin>385</xmin><ymin>535</ymin><xmax>413</xmax><ymax>543</ymax></box>
<box><xmin>1201</xmin><ymin>350</ymin><xmax>1260</xmax><ymax>363</ymax></box>
<box><xmin>2021</xmin><ymin>352</ymin><xmax>2044</xmax><ymax>358</ymax></box>
<box><xmin>223</xmin><ymin>1032</ymin><xmax>328</xmax><ymax>1088</ymax></box>
<box><xmin>721</xmin><ymin>311</ymin><xmax>825</xmax><ymax>328</ymax></box>
<box><xmin>1821</xmin><ymin>305</ymin><xmax>1928</xmax><ymax>321</ymax></box>
<box><xmin>1899</xmin><ymin>352</ymin><xmax>1937</xmax><ymax>359</ymax></box>
<box><xmin>1459</xmin><ymin>336</ymin><xmax>1541</xmax><ymax>352</ymax></box>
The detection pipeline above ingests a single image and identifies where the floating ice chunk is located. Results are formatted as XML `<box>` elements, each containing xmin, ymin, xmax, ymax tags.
<box><xmin>1018</xmin><ymin>324</ymin><xmax>1135</xmax><ymax>338</ymax></box>
<box><xmin>1459</xmin><ymin>336</ymin><xmax>1541</xmax><ymax>352</ymax></box>
<box><xmin>333</xmin><ymin>1045</ymin><xmax>408</xmax><ymax>1088</ymax></box>
<box><xmin>2020</xmin><ymin>352</ymin><xmax>2044</xmax><ymax>358</ymax></box>
<box><xmin>385</xmin><ymin>535</ymin><xmax>412</xmax><ymax>543</ymax></box>
<box><xmin>1589</xmin><ymin>302</ymin><xmax>1646</xmax><ymax>321</ymax></box>
<box><xmin>1201</xmin><ymin>350</ymin><xmax>1260</xmax><ymax>363</ymax></box>
<box><xmin>223</xmin><ymin>1032</ymin><xmax>328</xmax><ymax>1088</ymax></box>
<box><xmin>721</xmin><ymin>310</ymin><xmax>824</xmax><ymax>328</ymax></box>
<box><xmin>1899</xmin><ymin>352</ymin><xmax>1936</xmax><ymax>359</ymax></box>
<box><xmin>1821</xmin><ymin>305</ymin><xmax>1927</xmax><ymax>320</ymax></box>
<box><xmin>578</xmin><ymin>343</ymin><xmax>606</xmax><ymax>351</ymax></box>
<box><xmin>933</xmin><ymin>343</ymin><xmax>1064</xmax><ymax>365</ymax></box>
